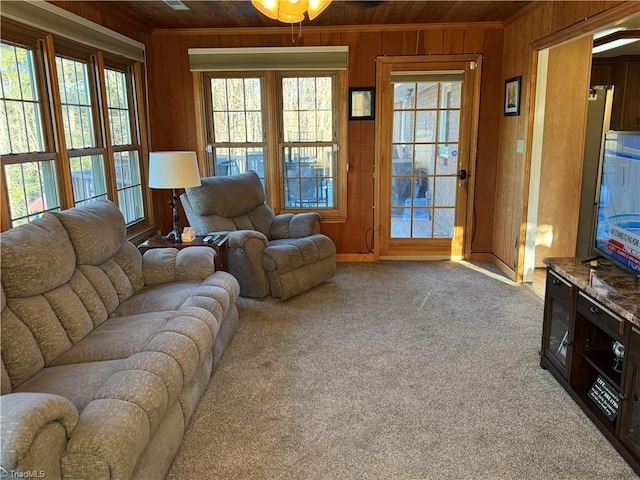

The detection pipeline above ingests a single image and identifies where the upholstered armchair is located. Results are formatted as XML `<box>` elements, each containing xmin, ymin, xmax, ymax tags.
<box><xmin>180</xmin><ymin>171</ymin><xmax>336</xmax><ymax>300</ymax></box>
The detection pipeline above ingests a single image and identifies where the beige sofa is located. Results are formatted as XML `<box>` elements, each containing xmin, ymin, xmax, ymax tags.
<box><xmin>0</xmin><ymin>200</ymin><xmax>240</xmax><ymax>479</ymax></box>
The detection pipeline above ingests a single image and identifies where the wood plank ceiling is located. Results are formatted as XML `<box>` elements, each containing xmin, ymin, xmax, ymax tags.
<box><xmin>49</xmin><ymin>1</ymin><xmax>532</xmax><ymax>31</ymax></box>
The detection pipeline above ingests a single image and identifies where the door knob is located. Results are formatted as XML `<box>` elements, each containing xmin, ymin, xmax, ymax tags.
<box><xmin>458</xmin><ymin>169</ymin><xmax>468</xmax><ymax>180</ymax></box>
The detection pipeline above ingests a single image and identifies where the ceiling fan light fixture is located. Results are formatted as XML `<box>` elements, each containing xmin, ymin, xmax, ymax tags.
<box><xmin>251</xmin><ymin>0</ymin><xmax>279</xmax><ymax>20</ymax></box>
<box><xmin>252</xmin><ymin>0</ymin><xmax>331</xmax><ymax>24</ymax></box>
<box><xmin>307</xmin><ymin>0</ymin><xmax>331</xmax><ymax>20</ymax></box>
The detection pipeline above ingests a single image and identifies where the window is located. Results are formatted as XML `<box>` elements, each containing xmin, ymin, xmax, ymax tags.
<box><xmin>1</xmin><ymin>40</ymin><xmax>60</xmax><ymax>226</ymax></box>
<box><xmin>281</xmin><ymin>74</ymin><xmax>335</xmax><ymax>209</ymax></box>
<box><xmin>56</xmin><ymin>54</ymin><xmax>108</xmax><ymax>205</ymax></box>
<box><xmin>1</xmin><ymin>21</ymin><xmax>148</xmax><ymax>232</ymax></box>
<box><xmin>105</xmin><ymin>66</ymin><xmax>144</xmax><ymax>224</ymax></box>
<box><xmin>203</xmin><ymin>69</ymin><xmax>346</xmax><ymax>221</ymax></box>
<box><xmin>208</xmin><ymin>75</ymin><xmax>266</xmax><ymax>182</ymax></box>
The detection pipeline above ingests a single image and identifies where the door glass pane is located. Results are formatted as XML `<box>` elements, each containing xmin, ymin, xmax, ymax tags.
<box><xmin>437</xmin><ymin>144</ymin><xmax>458</xmax><ymax>175</ymax></box>
<box><xmin>390</xmin><ymin>79</ymin><xmax>462</xmax><ymax>239</ymax></box>
<box><xmin>434</xmin><ymin>208</ymin><xmax>454</xmax><ymax>238</ymax></box>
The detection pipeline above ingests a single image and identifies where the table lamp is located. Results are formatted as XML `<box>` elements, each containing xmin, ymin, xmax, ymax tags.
<box><xmin>148</xmin><ymin>151</ymin><xmax>201</xmax><ymax>243</ymax></box>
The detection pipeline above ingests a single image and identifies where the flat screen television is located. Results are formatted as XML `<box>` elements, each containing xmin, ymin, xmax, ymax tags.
<box><xmin>593</xmin><ymin>131</ymin><xmax>640</xmax><ymax>277</ymax></box>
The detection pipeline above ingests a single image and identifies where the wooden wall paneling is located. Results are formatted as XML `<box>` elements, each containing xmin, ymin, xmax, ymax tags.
<box><xmin>491</xmin><ymin>0</ymin><xmax>630</xmax><ymax>279</ymax></box>
<box><xmin>380</xmin><ymin>30</ymin><xmax>405</xmax><ymax>56</ymax></box>
<box><xmin>534</xmin><ymin>36</ymin><xmax>592</xmax><ymax>265</ymax></box>
<box><xmin>357</xmin><ymin>31</ymin><xmax>379</xmax><ymax>255</ymax></box>
<box><xmin>443</xmin><ymin>28</ymin><xmax>465</xmax><ymax>54</ymax></box>
<box><xmin>48</xmin><ymin>1</ymin><xmax>151</xmax><ymax>42</ymax></box>
<box><xmin>463</xmin><ymin>26</ymin><xmax>486</xmax><ymax>53</ymax></box>
<box><xmin>471</xmin><ymin>27</ymin><xmax>501</xmax><ymax>254</ymax></box>
<box><xmin>422</xmin><ymin>28</ymin><xmax>445</xmax><ymax>55</ymax></box>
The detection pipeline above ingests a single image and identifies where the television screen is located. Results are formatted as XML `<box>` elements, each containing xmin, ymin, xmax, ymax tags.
<box><xmin>594</xmin><ymin>131</ymin><xmax>640</xmax><ymax>276</ymax></box>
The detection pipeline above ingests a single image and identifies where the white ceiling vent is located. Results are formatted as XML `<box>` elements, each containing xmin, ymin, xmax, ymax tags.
<box><xmin>163</xmin><ymin>0</ymin><xmax>189</xmax><ymax>11</ymax></box>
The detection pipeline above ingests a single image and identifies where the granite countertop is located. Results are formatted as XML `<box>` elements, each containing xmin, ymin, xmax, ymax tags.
<box><xmin>544</xmin><ymin>257</ymin><xmax>640</xmax><ymax>326</ymax></box>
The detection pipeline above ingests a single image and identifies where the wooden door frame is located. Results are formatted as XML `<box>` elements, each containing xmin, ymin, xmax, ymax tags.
<box><xmin>373</xmin><ymin>54</ymin><xmax>483</xmax><ymax>260</ymax></box>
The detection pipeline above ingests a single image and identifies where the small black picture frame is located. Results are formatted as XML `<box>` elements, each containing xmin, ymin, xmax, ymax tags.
<box><xmin>504</xmin><ymin>76</ymin><xmax>521</xmax><ymax>116</ymax></box>
<box><xmin>349</xmin><ymin>87</ymin><xmax>375</xmax><ymax>120</ymax></box>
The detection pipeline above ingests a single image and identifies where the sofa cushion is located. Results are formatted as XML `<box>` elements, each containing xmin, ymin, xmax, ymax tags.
<box><xmin>263</xmin><ymin>234</ymin><xmax>336</xmax><ymax>274</ymax></box>
<box><xmin>14</xmin><ymin>360</ymin><xmax>123</xmax><ymax>412</ymax></box>
<box><xmin>186</xmin><ymin>172</ymin><xmax>265</xmax><ymax>218</ymax></box>
<box><xmin>49</xmin><ymin>312</ymin><xmax>174</xmax><ymax>367</ymax></box>
<box><xmin>52</xmin><ymin>200</ymin><xmax>126</xmax><ymax>266</ymax></box>
<box><xmin>112</xmin><ymin>281</ymin><xmax>205</xmax><ymax>317</ymax></box>
<box><xmin>1</xmin><ymin>305</ymin><xmax>45</xmax><ymax>388</ymax></box>
<box><xmin>0</xmin><ymin>214</ymin><xmax>75</xmax><ymax>298</ymax></box>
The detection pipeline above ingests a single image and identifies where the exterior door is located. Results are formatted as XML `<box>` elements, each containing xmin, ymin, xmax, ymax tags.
<box><xmin>375</xmin><ymin>56</ymin><xmax>481</xmax><ymax>258</ymax></box>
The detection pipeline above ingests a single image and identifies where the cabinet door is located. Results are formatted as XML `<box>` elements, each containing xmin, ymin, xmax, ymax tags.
<box><xmin>620</xmin><ymin>327</ymin><xmax>640</xmax><ymax>458</ymax></box>
<box><xmin>612</xmin><ymin>61</ymin><xmax>640</xmax><ymax>131</ymax></box>
<box><xmin>542</xmin><ymin>271</ymin><xmax>574</xmax><ymax>377</ymax></box>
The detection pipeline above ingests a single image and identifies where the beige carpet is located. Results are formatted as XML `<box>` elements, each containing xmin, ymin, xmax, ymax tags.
<box><xmin>167</xmin><ymin>261</ymin><xmax>638</xmax><ymax>479</ymax></box>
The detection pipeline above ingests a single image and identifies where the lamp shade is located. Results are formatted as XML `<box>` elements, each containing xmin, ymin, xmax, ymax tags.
<box><xmin>148</xmin><ymin>151</ymin><xmax>201</xmax><ymax>189</ymax></box>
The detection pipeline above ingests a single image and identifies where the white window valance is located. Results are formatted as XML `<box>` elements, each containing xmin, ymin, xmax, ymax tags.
<box><xmin>1</xmin><ymin>0</ymin><xmax>145</xmax><ymax>62</ymax></box>
<box><xmin>188</xmin><ymin>46</ymin><xmax>349</xmax><ymax>72</ymax></box>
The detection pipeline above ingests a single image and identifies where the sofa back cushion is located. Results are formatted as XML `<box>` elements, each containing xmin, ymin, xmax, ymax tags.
<box><xmin>1</xmin><ymin>214</ymin><xmax>76</xmax><ymax>298</ymax></box>
<box><xmin>52</xmin><ymin>199</ymin><xmax>126</xmax><ymax>265</ymax></box>
<box><xmin>182</xmin><ymin>172</ymin><xmax>275</xmax><ymax>237</ymax></box>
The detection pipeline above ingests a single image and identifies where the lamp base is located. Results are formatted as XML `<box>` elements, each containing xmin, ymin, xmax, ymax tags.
<box><xmin>163</xmin><ymin>230</ymin><xmax>181</xmax><ymax>244</ymax></box>
<box><xmin>167</xmin><ymin>188</ymin><xmax>182</xmax><ymax>244</ymax></box>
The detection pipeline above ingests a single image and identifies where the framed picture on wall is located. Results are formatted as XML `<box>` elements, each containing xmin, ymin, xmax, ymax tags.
<box><xmin>349</xmin><ymin>87</ymin><xmax>375</xmax><ymax>120</ymax></box>
<box><xmin>504</xmin><ymin>76</ymin><xmax>521</xmax><ymax>116</ymax></box>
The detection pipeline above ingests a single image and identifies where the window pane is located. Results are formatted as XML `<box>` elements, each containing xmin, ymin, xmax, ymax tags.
<box><xmin>4</xmin><ymin>160</ymin><xmax>60</xmax><ymax>225</ymax></box>
<box><xmin>283</xmin><ymin>145</ymin><xmax>334</xmax><ymax>208</ymax></box>
<box><xmin>214</xmin><ymin>147</ymin><xmax>264</xmax><ymax>182</ymax></box>
<box><xmin>114</xmin><ymin>150</ymin><xmax>143</xmax><ymax>224</ymax></box>
<box><xmin>69</xmin><ymin>154</ymin><xmax>107</xmax><ymax>204</ymax></box>
<box><xmin>56</xmin><ymin>56</ymin><xmax>96</xmax><ymax>149</ymax></box>
<box><xmin>282</xmin><ymin>76</ymin><xmax>332</xmax><ymax>142</ymax></box>
<box><xmin>1</xmin><ymin>43</ymin><xmax>45</xmax><ymax>154</ymax></box>
<box><xmin>210</xmin><ymin>77</ymin><xmax>263</xmax><ymax>145</ymax></box>
<box><xmin>105</xmin><ymin>68</ymin><xmax>133</xmax><ymax>146</ymax></box>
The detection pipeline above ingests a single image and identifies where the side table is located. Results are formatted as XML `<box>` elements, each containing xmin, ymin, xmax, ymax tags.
<box><xmin>138</xmin><ymin>235</ymin><xmax>229</xmax><ymax>273</ymax></box>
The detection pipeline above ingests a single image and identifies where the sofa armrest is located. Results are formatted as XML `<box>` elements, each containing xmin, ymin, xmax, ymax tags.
<box><xmin>271</xmin><ymin>212</ymin><xmax>320</xmax><ymax>239</ymax></box>
<box><xmin>143</xmin><ymin>247</ymin><xmax>215</xmax><ymax>286</ymax></box>
<box><xmin>226</xmin><ymin>230</ymin><xmax>268</xmax><ymax>249</ymax></box>
<box><xmin>1</xmin><ymin>393</ymin><xmax>78</xmax><ymax>476</ymax></box>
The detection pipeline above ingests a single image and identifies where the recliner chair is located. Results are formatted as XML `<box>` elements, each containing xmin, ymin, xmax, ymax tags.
<box><xmin>180</xmin><ymin>171</ymin><xmax>336</xmax><ymax>300</ymax></box>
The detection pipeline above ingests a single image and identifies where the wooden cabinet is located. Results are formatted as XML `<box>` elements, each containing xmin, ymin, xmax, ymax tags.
<box><xmin>620</xmin><ymin>327</ymin><xmax>640</xmax><ymax>459</ymax></box>
<box><xmin>541</xmin><ymin>265</ymin><xmax>640</xmax><ymax>473</ymax></box>
<box><xmin>611</xmin><ymin>61</ymin><xmax>640</xmax><ymax>131</ymax></box>
<box><xmin>541</xmin><ymin>270</ymin><xmax>575</xmax><ymax>378</ymax></box>
<box><xmin>594</xmin><ymin>57</ymin><xmax>640</xmax><ymax>131</ymax></box>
